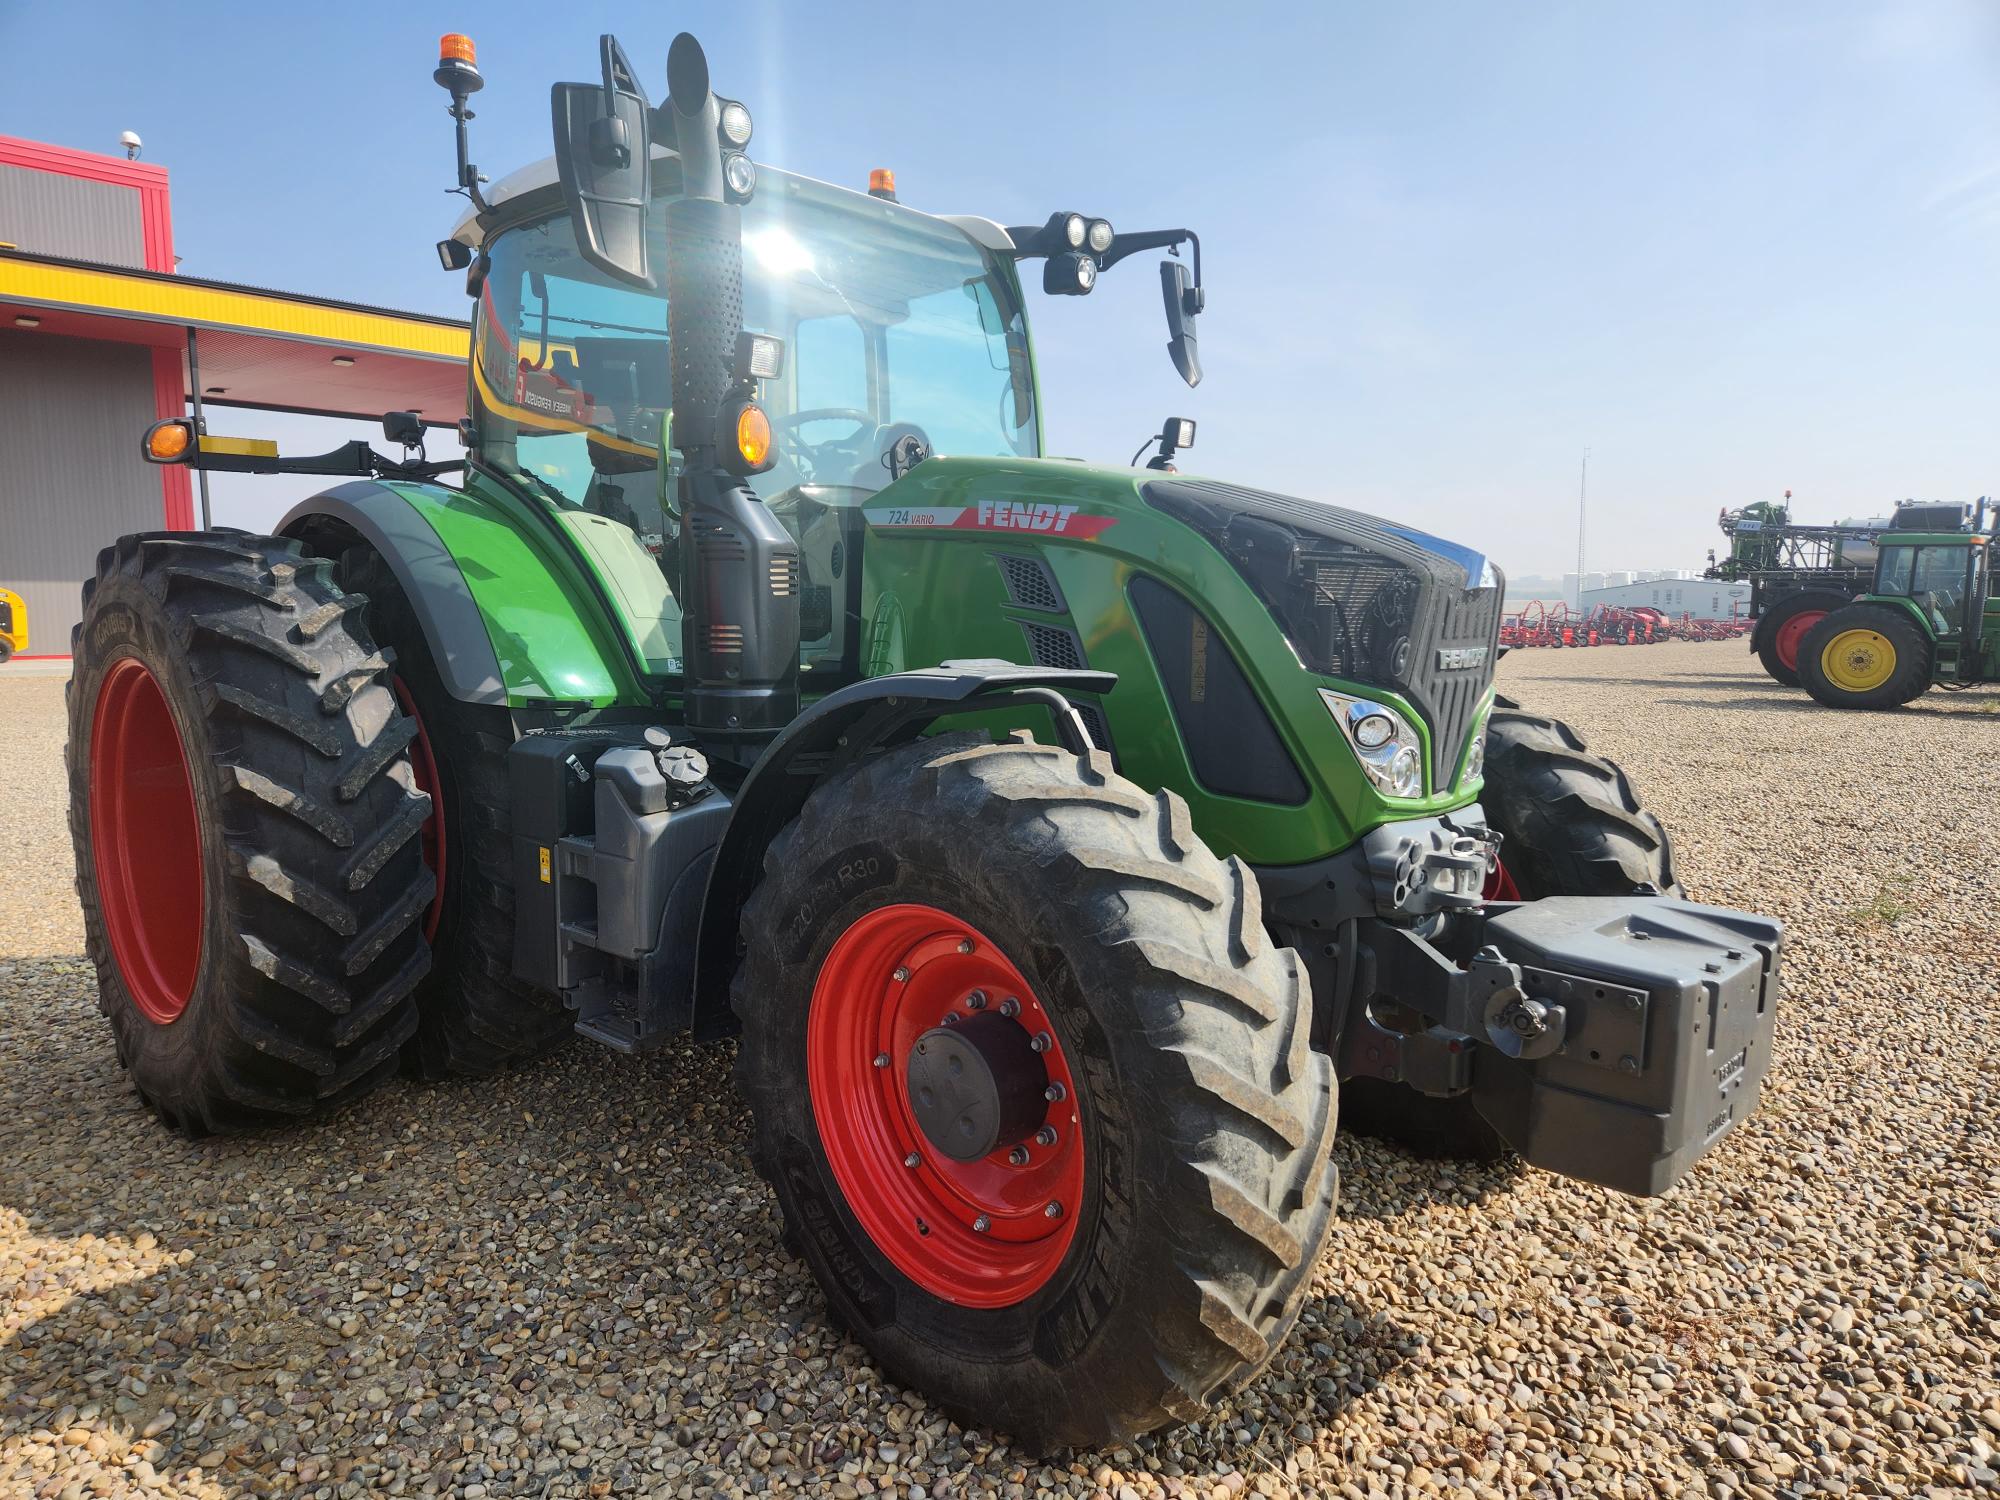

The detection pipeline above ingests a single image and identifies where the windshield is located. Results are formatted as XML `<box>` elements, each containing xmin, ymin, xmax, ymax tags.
<box><xmin>469</xmin><ymin>172</ymin><xmax>1038</xmax><ymax>515</ymax></box>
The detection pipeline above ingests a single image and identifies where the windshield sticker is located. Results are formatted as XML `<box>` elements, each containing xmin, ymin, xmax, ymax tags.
<box><xmin>864</xmin><ymin>502</ymin><xmax>1117</xmax><ymax>539</ymax></box>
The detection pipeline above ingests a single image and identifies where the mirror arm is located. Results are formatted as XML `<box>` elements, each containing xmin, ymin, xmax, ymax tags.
<box><xmin>1096</xmin><ymin>228</ymin><xmax>1199</xmax><ymax>280</ymax></box>
<box><xmin>178</xmin><ymin>441</ymin><xmax>468</xmax><ymax>482</ymax></box>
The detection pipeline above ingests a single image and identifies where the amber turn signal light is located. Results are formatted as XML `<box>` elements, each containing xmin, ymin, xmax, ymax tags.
<box><xmin>735</xmin><ymin>404</ymin><xmax>773</xmax><ymax>470</ymax></box>
<box><xmin>142</xmin><ymin>418</ymin><xmax>193</xmax><ymax>464</ymax></box>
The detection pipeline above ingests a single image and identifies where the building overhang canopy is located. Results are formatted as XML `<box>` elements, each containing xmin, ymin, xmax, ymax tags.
<box><xmin>0</xmin><ymin>249</ymin><xmax>468</xmax><ymax>426</ymax></box>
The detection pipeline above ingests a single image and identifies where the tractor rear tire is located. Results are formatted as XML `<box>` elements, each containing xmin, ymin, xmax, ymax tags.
<box><xmin>1798</xmin><ymin>606</ymin><xmax>1933</xmax><ymax>710</ymax></box>
<box><xmin>732</xmin><ymin>732</ymin><xmax>1339</xmax><ymax>1450</ymax></box>
<box><xmin>1339</xmin><ymin>698</ymin><xmax>1679</xmax><ymax>1162</ymax></box>
<box><xmin>1754</xmin><ymin>589</ymin><xmax>1849</xmax><ymax>687</ymax></box>
<box><xmin>66</xmin><ymin>532</ymin><xmax>433</xmax><ymax>1133</ymax></box>
<box><xmin>334</xmin><ymin>545</ymin><xmax>573</xmax><ymax>1077</ymax></box>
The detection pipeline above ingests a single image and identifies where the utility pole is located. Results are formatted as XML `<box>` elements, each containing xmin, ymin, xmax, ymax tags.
<box><xmin>1575</xmin><ymin>446</ymin><xmax>1590</xmax><ymax>606</ymax></box>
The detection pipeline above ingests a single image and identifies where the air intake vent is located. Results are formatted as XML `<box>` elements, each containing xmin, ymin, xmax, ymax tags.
<box><xmin>995</xmin><ymin>554</ymin><xmax>1064</xmax><ymax>612</ymax></box>
<box><xmin>707</xmin><ymin>624</ymin><xmax>745</xmax><ymax>654</ymax></box>
<box><xmin>1019</xmin><ymin>621</ymin><xmax>1086</xmax><ymax>672</ymax></box>
<box><xmin>769</xmin><ymin>557</ymin><xmax>798</xmax><ymax>597</ymax></box>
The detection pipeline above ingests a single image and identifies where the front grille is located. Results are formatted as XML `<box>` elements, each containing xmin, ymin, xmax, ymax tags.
<box><xmin>1144</xmin><ymin>478</ymin><xmax>1503</xmax><ymax>786</ymax></box>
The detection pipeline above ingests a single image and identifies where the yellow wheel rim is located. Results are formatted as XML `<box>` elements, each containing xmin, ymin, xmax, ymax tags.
<box><xmin>1820</xmin><ymin>628</ymin><xmax>1896</xmax><ymax>691</ymax></box>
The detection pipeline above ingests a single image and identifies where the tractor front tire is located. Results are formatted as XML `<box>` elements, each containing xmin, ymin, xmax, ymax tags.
<box><xmin>1339</xmin><ymin>699</ymin><xmax>1679</xmax><ymax>1162</ymax></box>
<box><xmin>1754</xmin><ymin>589</ymin><xmax>1849</xmax><ymax>688</ymax></box>
<box><xmin>1798</xmin><ymin>606</ymin><xmax>1933</xmax><ymax>710</ymax></box>
<box><xmin>66</xmin><ymin>532</ymin><xmax>433</xmax><ymax>1133</ymax></box>
<box><xmin>333</xmin><ymin>545</ymin><xmax>573</xmax><ymax>1077</ymax></box>
<box><xmin>732</xmin><ymin>733</ymin><xmax>1339</xmax><ymax>1450</ymax></box>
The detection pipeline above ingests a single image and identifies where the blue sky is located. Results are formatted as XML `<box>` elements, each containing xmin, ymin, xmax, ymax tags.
<box><xmin>5</xmin><ymin>1</ymin><xmax>1997</xmax><ymax>578</ymax></box>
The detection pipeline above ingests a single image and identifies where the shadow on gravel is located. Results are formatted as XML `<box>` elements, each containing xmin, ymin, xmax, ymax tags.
<box><xmin>1331</xmin><ymin>1138</ymin><xmax>1528</xmax><ymax>1223</ymax></box>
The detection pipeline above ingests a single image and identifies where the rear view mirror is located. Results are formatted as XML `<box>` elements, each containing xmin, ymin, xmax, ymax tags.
<box><xmin>552</xmin><ymin>36</ymin><xmax>653</xmax><ymax>288</ymax></box>
<box><xmin>1161</xmin><ymin>260</ymin><xmax>1202</xmax><ymax>387</ymax></box>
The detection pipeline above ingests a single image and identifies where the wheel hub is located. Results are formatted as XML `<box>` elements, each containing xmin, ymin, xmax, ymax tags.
<box><xmin>805</xmin><ymin>903</ymin><xmax>1085</xmax><ymax>1307</ymax></box>
<box><xmin>907</xmin><ymin>1012</ymin><xmax>1049</xmax><ymax>1162</ymax></box>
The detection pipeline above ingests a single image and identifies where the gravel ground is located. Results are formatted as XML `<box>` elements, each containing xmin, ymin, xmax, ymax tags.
<box><xmin>2</xmin><ymin>642</ymin><xmax>1996</xmax><ymax>1499</ymax></box>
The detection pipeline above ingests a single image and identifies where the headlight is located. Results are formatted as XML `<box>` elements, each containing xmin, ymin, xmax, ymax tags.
<box><xmin>1087</xmin><ymin>218</ymin><xmax>1114</xmax><ymax>253</ymax></box>
<box><xmin>1321</xmin><ymin>688</ymin><xmax>1426</xmax><ymax>800</ymax></box>
<box><xmin>1353</xmin><ymin>712</ymin><xmax>1395</xmax><ymax>749</ymax></box>
<box><xmin>1459</xmin><ymin>700</ymin><xmax>1493</xmax><ymax>785</ymax></box>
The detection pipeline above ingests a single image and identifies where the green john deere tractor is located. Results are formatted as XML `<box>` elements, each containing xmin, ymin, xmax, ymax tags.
<box><xmin>1797</xmin><ymin>523</ymin><xmax>1998</xmax><ymax>709</ymax></box>
<box><xmin>66</xmin><ymin>30</ymin><xmax>1786</xmax><ymax>1448</ymax></box>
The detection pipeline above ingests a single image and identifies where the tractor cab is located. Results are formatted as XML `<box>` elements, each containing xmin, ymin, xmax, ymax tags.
<box><xmin>1867</xmin><ymin>533</ymin><xmax>1989</xmax><ymax>643</ymax></box>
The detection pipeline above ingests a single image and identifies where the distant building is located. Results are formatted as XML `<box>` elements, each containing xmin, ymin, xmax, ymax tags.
<box><xmin>1582</xmin><ymin>578</ymin><xmax>1749</xmax><ymax>620</ymax></box>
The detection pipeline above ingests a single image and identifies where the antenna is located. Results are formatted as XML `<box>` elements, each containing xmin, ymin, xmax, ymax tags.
<box><xmin>118</xmin><ymin>130</ymin><xmax>142</xmax><ymax>161</ymax></box>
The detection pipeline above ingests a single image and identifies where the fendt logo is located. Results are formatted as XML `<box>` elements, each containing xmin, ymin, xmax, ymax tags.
<box><xmin>1436</xmin><ymin>645</ymin><xmax>1490</xmax><ymax>671</ymax></box>
<box><xmin>977</xmin><ymin>500</ymin><xmax>1080</xmax><ymax>532</ymax></box>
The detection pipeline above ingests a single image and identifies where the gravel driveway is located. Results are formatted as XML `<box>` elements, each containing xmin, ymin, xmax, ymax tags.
<box><xmin>3</xmin><ymin>641</ymin><xmax>1996</xmax><ymax>1498</ymax></box>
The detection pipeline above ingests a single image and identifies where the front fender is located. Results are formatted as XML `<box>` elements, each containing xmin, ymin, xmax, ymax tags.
<box><xmin>689</xmin><ymin>661</ymin><xmax>1116</xmax><ymax>1035</ymax></box>
<box><xmin>281</xmin><ymin>480</ymin><xmax>647</xmax><ymax>708</ymax></box>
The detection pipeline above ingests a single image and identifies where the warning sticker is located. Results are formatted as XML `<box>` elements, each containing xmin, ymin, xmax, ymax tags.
<box><xmin>864</xmin><ymin>500</ymin><xmax>1118</xmax><ymax>539</ymax></box>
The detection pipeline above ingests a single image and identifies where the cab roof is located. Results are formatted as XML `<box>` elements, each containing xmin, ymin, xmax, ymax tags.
<box><xmin>447</xmin><ymin>146</ymin><xmax>1011</xmax><ymax>257</ymax></box>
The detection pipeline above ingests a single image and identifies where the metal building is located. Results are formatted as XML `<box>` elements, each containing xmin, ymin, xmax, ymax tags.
<box><xmin>1580</xmin><ymin>577</ymin><xmax>1750</xmax><ymax>621</ymax></box>
<box><xmin>0</xmin><ymin>134</ymin><xmax>468</xmax><ymax>666</ymax></box>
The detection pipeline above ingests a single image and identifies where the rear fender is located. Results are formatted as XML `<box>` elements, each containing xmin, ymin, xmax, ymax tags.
<box><xmin>280</xmin><ymin>481</ymin><xmax>644</xmax><ymax>708</ymax></box>
<box><xmin>688</xmin><ymin>661</ymin><xmax>1115</xmax><ymax>1036</ymax></box>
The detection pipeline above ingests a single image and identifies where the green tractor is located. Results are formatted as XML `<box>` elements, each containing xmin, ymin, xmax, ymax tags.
<box><xmin>1798</xmin><ymin>519</ymin><xmax>1998</xmax><ymax>708</ymax></box>
<box><xmin>66</xmin><ymin>30</ymin><xmax>1785</xmax><ymax>1448</ymax></box>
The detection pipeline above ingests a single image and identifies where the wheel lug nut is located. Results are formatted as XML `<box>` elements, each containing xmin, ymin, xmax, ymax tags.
<box><xmin>873</xmin><ymin>1053</ymin><xmax>891</xmax><ymax>1069</ymax></box>
<box><xmin>904</xmin><ymin>1152</ymin><xmax>921</xmax><ymax>1168</ymax></box>
<box><xmin>1044</xmin><ymin>1082</ymin><xmax>1066</xmax><ymax>1103</ymax></box>
<box><xmin>999</xmin><ymin>997</ymin><xmax>1020</xmax><ymax>1018</ymax></box>
<box><xmin>966</xmin><ymin>990</ymin><xmax>988</xmax><ymax>1010</ymax></box>
<box><xmin>973</xmin><ymin>1214</ymin><xmax>991</xmax><ymax>1233</ymax></box>
<box><xmin>1008</xmin><ymin>1146</ymin><xmax>1030</xmax><ymax>1166</ymax></box>
<box><xmin>893</xmin><ymin>967</ymin><xmax>910</xmax><ymax>982</ymax></box>
<box><xmin>1035</xmin><ymin>1126</ymin><xmax>1058</xmax><ymax>1147</ymax></box>
<box><xmin>1044</xmin><ymin>1201</ymin><xmax>1063</xmax><ymax>1219</ymax></box>
<box><xmin>940</xmin><ymin>1012</ymin><xmax>959</xmax><ymax>1026</ymax></box>
<box><xmin>1030</xmin><ymin>1031</ymin><xmax>1052</xmax><ymax>1053</ymax></box>
<box><xmin>957</xmin><ymin>939</ymin><xmax>975</xmax><ymax>954</ymax></box>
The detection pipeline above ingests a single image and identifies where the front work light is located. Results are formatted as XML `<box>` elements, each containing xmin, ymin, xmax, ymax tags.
<box><xmin>718</xmin><ymin>98</ymin><xmax>753</xmax><ymax>147</ymax></box>
<box><xmin>735</xmin><ymin>331</ymin><xmax>786</xmax><ymax>383</ymax></box>
<box><xmin>1062</xmin><ymin>213</ymin><xmax>1087</xmax><ymax>249</ymax></box>
<box><xmin>1087</xmin><ymin>218</ymin><xmax>1114</xmax><ymax>253</ymax></box>
<box><xmin>1321</xmin><ymin>688</ymin><xmax>1425</xmax><ymax>799</ymax></box>
<box><xmin>724</xmin><ymin>154</ymin><xmax>757</xmax><ymax>198</ymax></box>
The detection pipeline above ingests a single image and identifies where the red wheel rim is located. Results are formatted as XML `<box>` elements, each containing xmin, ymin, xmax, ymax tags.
<box><xmin>806</xmin><ymin>903</ymin><xmax>1084</xmax><ymax>1308</ymax></box>
<box><xmin>90</xmin><ymin>657</ymin><xmax>204</xmax><ymax>1024</ymax></box>
<box><xmin>1485</xmin><ymin>857</ymin><xmax>1521</xmax><ymax>902</ymax></box>
<box><xmin>1772</xmin><ymin>609</ymin><xmax>1824</xmax><ymax>672</ymax></box>
<box><xmin>392</xmin><ymin>680</ymin><xmax>447</xmax><ymax>942</ymax></box>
